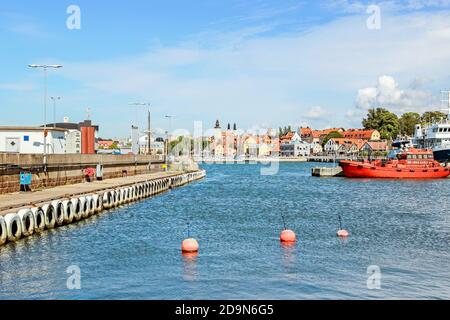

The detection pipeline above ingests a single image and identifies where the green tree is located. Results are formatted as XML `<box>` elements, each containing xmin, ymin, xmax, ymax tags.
<box><xmin>322</xmin><ymin>131</ymin><xmax>344</xmax><ymax>146</ymax></box>
<box><xmin>399</xmin><ymin>112</ymin><xmax>420</xmax><ymax>136</ymax></box>
<box><xmin>278</xmin><ymin>126</ymin><xmax>292</xmax><ymax>138</ymax></box>
<box><xmin>420</xmin><ymin>111</ymin><xmax>447</xmax><ymax>125</ymax></box>
<box><xmin>108</xmin><ymin>142</ymin><xmax>119</xmax><ymax>150</ymax></box>
<box><xmin>362</xmin><ymin>108</ymin><xmax>399</xmax><ymax>140</ymax></box>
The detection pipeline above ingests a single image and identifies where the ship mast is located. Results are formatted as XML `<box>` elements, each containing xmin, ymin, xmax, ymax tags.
<box><xmin>440</xmin><ymin>90</ymin><xmax>450</xmax><ymax>121</ymax></box>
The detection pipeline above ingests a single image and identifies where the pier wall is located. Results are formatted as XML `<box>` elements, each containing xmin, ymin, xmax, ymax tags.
<box><xmin>0</xmin><ymin>153</ymin><xmax>165</xmax><ymax>194</ymax></box>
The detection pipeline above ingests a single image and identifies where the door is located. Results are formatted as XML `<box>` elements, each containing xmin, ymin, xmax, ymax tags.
<box><xmin>5</xmin><ymin>137</ymin><xmax>20</xmax><ymax>153</ymax></box>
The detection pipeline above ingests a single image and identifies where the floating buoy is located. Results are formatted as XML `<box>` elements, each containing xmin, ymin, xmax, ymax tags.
<box><xmin>182</xmin><ymin>238</ymin><xmax>199</xmax><ymax>253</ymax></box>
<box><xmin>337</xmin><ymin>229</ymin><xmax>350</xmax><ymax>238</ymax></box>
<box><xmin>279</xmin><ymin>213</ymin><xmax>296</xmax><ymax>243</ymax></box>
<box><xmin>182</xmin><ymin>222</ymin><xmax>199</xmax><ymax>253</ymax></box>
<box><xmin>337</xmin><ymin>215</ymin><xmax>350</xmax><ymax>238</ymax></box>
<box><xmin>280</xmin><ymin>229</ymin><xmax>296</xmax><ymax>243</ymax></box>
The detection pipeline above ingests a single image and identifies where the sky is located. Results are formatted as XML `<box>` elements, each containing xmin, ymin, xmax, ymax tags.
<box><xmin>1</xmin><ymin>0</ymin><xmax>450</xmax><ymax>138</ymax></box>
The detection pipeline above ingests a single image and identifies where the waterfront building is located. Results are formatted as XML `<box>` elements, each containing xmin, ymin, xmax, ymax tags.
<box><xmin>360</xmin><ymin>141</ymin><xmax>389</xmax><ymax>153</ymax></box>
<box><xmin>0</xmin><ymin>126</ymin><xmax>67</xmax><ymax>154</ymax></box>
<box><xmin>300</xmin><ymin>127</ymin><xmax>314</xmax><ymax>143</ymax></box>
<box><xmin>324</xmin><ymin>138</ymin><xmax>365</xmax><ymax>155</ymax></box>
<box><xmin>139</xmin><ymin>135</ymin><xmax>164</xmax><ymax>155</ymax></box>
<box><xmin>98</xmin><ymin>140</ymin><xmax>115</xmax><ymax>149</ymax></box>
<box><xmin>312</xmin><ymin>128</ymin><xmax>345</xmax><ymax>144</ymax></box>
<box><xmin>65</xmin><ymin>130</ymin><xmax>82</xmax><ymax>154</ymax></box>
<box><xmin>280</xmin><ymin>141</ymin><xmax>311</xmax><ymax>157</ymax></box>
<box><xmin>280</xmin><ymin>131</ymin><xmax>302</xmax><ymax>144</ymax></box>
<box><xmin>343</xmin><ymin>129</ymin><xmax>381</xmax><ymax>141</ymax></box>
<box><xmin>310</xmin><ymin>142</ymin><xmax>324</xmax><ymax>155</ymax></box>
<box><xmin>46</xmin><ymin>118</ymin><xmax>99</xmax><ymax>154</ymax></box>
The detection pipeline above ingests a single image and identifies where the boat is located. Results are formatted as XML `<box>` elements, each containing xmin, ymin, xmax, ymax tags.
<box><xmin>340</xmin><ymin>148</ymin><xmax>450</xmax><ymax>179</ymax></box>
<box><xmin>413</xmin><ymin>91</ymin><xmax>450</xmax><ymax>163</ymax></box>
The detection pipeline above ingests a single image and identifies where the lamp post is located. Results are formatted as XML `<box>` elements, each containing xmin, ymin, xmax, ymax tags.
<box><xmin>28</xmin><ymin>64</ymin><xmax>63</xmax><ymax>164</ymax></box>
<box><xmin>129</xmin><ymin>102</ymin><xmax>151</xmax><ymax>154</ymax></box>
<box><xmin>50</xmin><ymin>96</ymin><xmax>61</xmax><ymax>128</ymax></box>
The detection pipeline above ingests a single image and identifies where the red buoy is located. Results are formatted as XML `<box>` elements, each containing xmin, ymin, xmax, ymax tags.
<box><xmin>182</xmin><ymin>238</ymin><xmax>199</xmax><ymax>253</ymax></box>
<box><xmin>337</xmin><ymin>230</ymin><xmax>350</xmax><ymax>238</ymax></box>
<box><xmin>280</xmin><ymin>229</ymin><xmax>296</xmax><ymax>243</ymax></box>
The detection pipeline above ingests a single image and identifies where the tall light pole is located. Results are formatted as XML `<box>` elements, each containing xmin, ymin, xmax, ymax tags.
<box><xmin>165</xmin><ymin>115</ymin><xmax>176</xmax><ymax>141</ymax></box>
<box><xmin>129</xmin><ymin>102</ymin><xmax>151</xmax><ymax>154</ymax></box>
<box><xmin>50</xmin><ymin>96</ymin><xmax>61</xmax><ymax>128</ymax></box>
<box><xmin>28</xmin><ymin>64</ymin><xmax>63</xmax><ymax>164</ymax></box>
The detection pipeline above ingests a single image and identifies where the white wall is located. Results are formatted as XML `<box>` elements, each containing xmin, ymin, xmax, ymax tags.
<box><xmin>66</xmin><ymin>130</ymin><xmax>81</xmax><ymax>154</ymax></box>
<box><xmin>0</xmin><ymin>130</ymin><xmax>66</xmax><ymax>154</ymax></box>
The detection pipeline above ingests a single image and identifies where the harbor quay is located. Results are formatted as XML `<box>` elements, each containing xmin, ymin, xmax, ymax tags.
<box><xmin>0</xmin><ymin>163</ymin><xmax>206</xmax><ymax>247</ymax></box>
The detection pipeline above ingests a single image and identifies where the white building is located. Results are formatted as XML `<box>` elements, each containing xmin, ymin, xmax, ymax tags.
<box><xmin>0</xmin><ymin>126</ymin><xmax>67</xmax><ymax>154</ymax></box>
<box><xmin>139</xmin><ymin>135</ymin><xmax>165</xmax><ymax>155</ymax></box>
<box><xmin>280</xmin><ymin>141</ymin><xmax>311</xmax><ymax>157</ymax></box>
<box><xmin>65</xmin><ymin>130</ymin><xmax>82</xmax><ymax>154</ymax></box>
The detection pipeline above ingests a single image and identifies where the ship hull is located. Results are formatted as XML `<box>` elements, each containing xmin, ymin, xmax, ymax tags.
<box><xmin>340</xmin><ymin>161</ymin><xmax>450</xmax><ymax>179</ymax></box>
<box><xmin>433</xmin><ymin>149</ymin><xmax>450</xmax><ymax>163</ymax></box>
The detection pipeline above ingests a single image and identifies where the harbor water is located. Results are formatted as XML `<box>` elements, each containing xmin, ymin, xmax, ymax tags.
<box><xmin>1</xmin><ymin>162</ymin><xmax>450</xmax><ymax>299</ymax></box>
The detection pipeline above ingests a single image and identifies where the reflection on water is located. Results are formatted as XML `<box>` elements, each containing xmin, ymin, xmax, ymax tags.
<box><xmin>1</xmin><ymin>162</ymin><xmax>450</xmax><ymax>299</ymax></box>
<box><xmin>182</xmin><ymin>253</ymin><xmax>199</xmax><ymax>282</ymax></box>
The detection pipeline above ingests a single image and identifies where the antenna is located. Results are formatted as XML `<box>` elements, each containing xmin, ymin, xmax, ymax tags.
<box><xmin>440</xmin><ymin>90</ymin><xmax>450</xmax><ymax>120</ymax></box>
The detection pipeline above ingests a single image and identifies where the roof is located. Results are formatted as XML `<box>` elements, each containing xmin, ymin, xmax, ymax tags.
<box><xmin>0</xmin><ymin>126</ymin><xmax>67</xmax><ymax>132</ymax></box>
<box><xmin>329</xmin><ymin>138</ymin><xmax>365</xmax><ymax>149</ymax></box>
<box><xmin>362</xmin><ymin>141</ymin><xmax>388</xmax><ymax>151</ymax></box>
<box><xmin>312</xmin><ymin>128</ymin><xmax>345</xmax><ymax>139</ymax></box>
<box><xmin>343</xmin><ymin>129</ymin><xmax>378</xmax><ymax>140</ymax></box>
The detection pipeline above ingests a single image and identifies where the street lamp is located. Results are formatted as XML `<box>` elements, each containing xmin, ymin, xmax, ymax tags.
<box><xmin>28</xmin><ymin>64</ymin><xmax>63</xmax><ymax>163</ymax></box>
<box><xmin>50</xmin><ymin>96</ymin><xmax>61</xmax><ymax>128</ymax></box>
<box><xmin>129</xmin><ymin>102</ymin><xmax>151</xmax><ymax>155</ymax></box>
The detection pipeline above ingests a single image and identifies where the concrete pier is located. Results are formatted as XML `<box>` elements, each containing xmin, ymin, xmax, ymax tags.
<box><xmin>311</xmin><ymin>166</ymin><xmax>344</xmax><ymax>177</ymax></box>
<box><xmin>0</xmin><ymin>170</ymin><xmax>197</xmax><ymax>216</ymax></box>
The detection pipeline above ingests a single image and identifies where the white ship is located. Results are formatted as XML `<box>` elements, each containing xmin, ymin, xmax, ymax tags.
<box><xmin>414</xmin><ymin>91</ymin><xmax>450</xmax><ymax>163</ymax></box>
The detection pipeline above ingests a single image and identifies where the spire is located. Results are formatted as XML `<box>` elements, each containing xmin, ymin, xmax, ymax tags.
<box><xmin>215</xmin><ymin>120</ymin><xmax>221</xmax><ymax>129</ymax></box>
<box><xmin>233</xmin><ymin>123</ymin><xmax>237</xmax><ymax>131</ymax></box>
<box><xmin>227</xmin><ymin>123</ymin><xmax>231</xmax><ymax>130</ymax></box>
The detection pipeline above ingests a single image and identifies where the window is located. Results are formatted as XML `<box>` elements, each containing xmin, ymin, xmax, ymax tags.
<box><xmin>23</xmin><ymin>135</ymin><xmax>30</xmax><ymax>141</ymax></box>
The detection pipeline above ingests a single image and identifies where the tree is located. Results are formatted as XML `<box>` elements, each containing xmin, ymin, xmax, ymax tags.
<box><xmin>362</xmin><ymin>108</ymin><xmax>399</xmax><ymax>140</ymax></box>
<box><xmin>278</xmin><ymin>126</ymin><xmax>292</xmax><ymax>138</ymax></box>
<box><xmin>420</xmin><ymin>111</ymin><xmax>447</xmax><ymax>125</ymax></box>
<box><xmin>399</xmin><ymin>112</ymin><xmax>420</xmax><ymax>136</ymax></box>
<box><xmin>322</xmin><ymin>131</ymin><xmax>344</xmax><ymax>146</ymax></box>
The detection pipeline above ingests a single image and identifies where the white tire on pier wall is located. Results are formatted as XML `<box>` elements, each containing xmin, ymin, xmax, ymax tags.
<box><xmin>92</xmin><ymin>194</ymin><xmax>102</xmax><ymax>213</ymax></box>
<box><xmin>0</xmin><ymin>216</ymin><xmax>7</xmax><ymax>245</ymax></box>
<box><xmin>52</xmin><ymin>201</ymin><xmax>65</xmax><ymax>226</ymax></box>
<box><xmin>103</xmin><ymin>192</ymin><xmax>111</xmax><ymax>210</ymax></box>
<box><xmin>78</xmin><ymin>196</ymin><xmax>89</xmax><ymax>218</ymax></box>
<box><xmin>31</xmin><ymin>207</ymin><xmax>46</xmax><ymax>233</ymax></box>
<box><xmin>114</xmin><ymin>190</ymin><xmax>120</xmax><ymax>206</ymax></box>
<box><xmin>150</xmin><ymin>182</ymin><xmax>155</xmax><ymax>195</ymax></box>
<box><xmin>42</xmin><ymin>204</ymin><xmax>56</xmax><ymax>229</ymax></box>
<box><xmin>86</xmin><ymin>195</ymin><xmax>95</xmax><ymax>216</ymax></box>
<box><xmin>62</xmin><ymin>200</ymin><xmax>75</xmax><ymax>224</ymax></box>
<box><xmin>18</xmin><ymin>208</ymin><xmax>35</xmax><ymax>237</ymax></box>
<box><xmin>4</xmin><ymin>214</ymin><xmax>22</xmax><ymax>242</ymax></box>
<box><xmin>71</xmin><ymin>198</ymin><xmax>82</xmax><ymax>221</ymax></box>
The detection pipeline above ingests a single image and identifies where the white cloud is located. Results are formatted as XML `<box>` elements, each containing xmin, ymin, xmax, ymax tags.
<box><xmin>355</xmin><ymin>75</ymin><xmax>436</xmax><ymax>113</ymax></box>
<box><xmin>56</xmin><ymin>9</ymin><xmax>450</xmax><ymax>135</ymax></box>
<box><xmin>0</xmin><ymin>82</ymin><xmax>35</xmax><ymax>91</ymax></box>
<box><xmin>305</xmin><ymin>106</ymin><xmax>328</xmax><ymax>120</ymax></box>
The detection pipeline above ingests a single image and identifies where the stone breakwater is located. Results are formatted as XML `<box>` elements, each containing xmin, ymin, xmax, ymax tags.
<box><xmin>0</xmin><ymin>170</ymin><xmax>206</xmax><ymax>247</ymax></box>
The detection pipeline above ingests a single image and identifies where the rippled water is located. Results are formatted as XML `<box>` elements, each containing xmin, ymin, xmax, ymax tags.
<box><xmin>1</xmin><ymin>162</ymin><xmax>450</xmax><ymax>300</ymax></box>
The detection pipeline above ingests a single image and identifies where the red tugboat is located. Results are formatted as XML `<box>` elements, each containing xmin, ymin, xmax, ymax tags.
<box><xmin>340</xmin><ymin>148</ymin><xmax>450</xmax><ymax>179</ymax></box>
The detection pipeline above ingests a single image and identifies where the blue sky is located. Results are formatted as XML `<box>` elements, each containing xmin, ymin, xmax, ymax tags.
<box><xmin>1</xmin><ymin>0</ymin><xmax>450</xmax><ymax>138</ymax></box>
